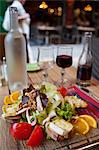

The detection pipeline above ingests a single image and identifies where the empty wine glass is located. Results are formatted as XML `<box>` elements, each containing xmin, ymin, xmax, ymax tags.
<box><xmin>38</xmin><ymin>46</ymin><xmax>54</xmax><ymax>82</ymax></box>
<box><xmin>56</xmin><ymin>46</ymin><xmax>73</xmax><ymax>86</ymax></box>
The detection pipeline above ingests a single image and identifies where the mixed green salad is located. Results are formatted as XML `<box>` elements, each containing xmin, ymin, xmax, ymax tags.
<box><xmin>2</xmin><ymin>82</ymin><xmax>87</xmax><ymax>142</ymax></box>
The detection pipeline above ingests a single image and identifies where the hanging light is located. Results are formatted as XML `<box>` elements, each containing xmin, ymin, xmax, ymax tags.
<box><xmin>58</xmin><ymin>7</ymin><xmax>62</xmax><ymax>16</ymax></box>
<box><xmin>84</xmin><ymin>5</ymin><xmax>92</xmax><ymax>12</ymax></box>
<box><xmin>39</xmin><ymin>1</ymin><xmax>48</xmax><ymax>9</ymax></box>
<box><xmin>48</xmin><ymin>8</ymin><xmax>54</xmax><ymax>14</ymax></box>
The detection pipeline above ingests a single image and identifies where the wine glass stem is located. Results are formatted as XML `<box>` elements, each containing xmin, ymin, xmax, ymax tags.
<box><xmin>43</xmin><ymin>69</ymin><xmax>48</xmax><ymax>81</ymax></box>
<box><xmin>61</xmin><ymin>68</ymin><xmax>65</xmax><ymax>85</ymax></box>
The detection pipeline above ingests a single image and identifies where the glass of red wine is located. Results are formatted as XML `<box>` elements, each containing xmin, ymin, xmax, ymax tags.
<box><xmin>56</xmin><ymin>47</ymin><xmax>73</xmax><ymax>86</ymax></box>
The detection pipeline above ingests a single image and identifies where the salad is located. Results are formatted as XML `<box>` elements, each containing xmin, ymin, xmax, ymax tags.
<box><xmin>2</xmin><ymin>82</ymin><xmax>97</xmax><ymax>147</ymax></box>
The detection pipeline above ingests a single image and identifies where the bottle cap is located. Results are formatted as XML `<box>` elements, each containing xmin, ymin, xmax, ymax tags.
<box><xmin>9</xmin><ymin>7</ymin><xmax>18</xmax><ymax>12</ymax></box>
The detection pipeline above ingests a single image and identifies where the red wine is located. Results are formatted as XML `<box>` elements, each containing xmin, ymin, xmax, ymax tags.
<box><xmin>56</xmin><ymin>55</ymin><xmax>72</xmax><ymax>68</ymax></box>
<box><xmin>77</xmin><ymin>64</ymin><xmax>92</xmax><ymax>81</ymax></box>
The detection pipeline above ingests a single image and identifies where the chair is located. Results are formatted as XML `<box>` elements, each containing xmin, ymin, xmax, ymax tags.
<box><xmin>61</xmin><ymin>26</ymin><xmax>77</xmax><ymax>44</ymax></box>
<box><xmin>49</xmin><ymin>26</ymin><xmax>62</xmax><ymax>44</ymax></box>
<box><xmin>92</xmin><ymin>37</ymin><xmax>99</xmax><ymax>80</ymax></box>
<box><xmin>49</xmin><ymin>34</ymin><xmax>61</xmax><ymax>44</ymax></box>
<box><xmin>30</xmin><ymin>25</ymin><xmax>45</xmax><ymax>45</ymax></box>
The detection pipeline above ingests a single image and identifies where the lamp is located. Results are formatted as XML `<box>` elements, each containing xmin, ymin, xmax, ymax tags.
<box><xmin>39</xmin><ymin>1</ymin><xmax>48</xmax><ymax>9</ymax></box>
<box><xmin>84</xmin><ymin>5</ymin><xmax>92</xmax><ymax>12</ymax></box>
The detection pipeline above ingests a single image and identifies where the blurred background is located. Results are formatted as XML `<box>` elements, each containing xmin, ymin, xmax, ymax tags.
<box><xmin>0</xmin><ymin>0</ymin><xmax>99</xmax><ymax>45</ymax></box>
<box><xmin>0</xmin><ymin>0</ymin><xmax>99</xmax><ymax>80</ymax></box>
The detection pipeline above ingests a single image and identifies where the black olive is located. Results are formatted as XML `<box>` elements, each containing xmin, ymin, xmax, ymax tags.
<box><xmin>22</xmin><ymin>95</ymin><xmax>29</xmax><ymax>105</ymax></box>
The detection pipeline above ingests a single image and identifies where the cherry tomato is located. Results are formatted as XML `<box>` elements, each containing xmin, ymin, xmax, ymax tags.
<box><xmin>9</xmin><ymin>122</ymin><xmax>33</xmax><ymax>140</ymax></box>
<box><xmin>27</xmin><ymin>125</ymin><xmax>44</xmax><ymax>147</ymax></box>
<box><xmin>58</xmin><ymin>86</ymin><xmax>67</xmax><ymax>97</ymax></box>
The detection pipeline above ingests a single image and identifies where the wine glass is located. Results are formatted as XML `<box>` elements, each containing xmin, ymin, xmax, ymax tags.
<box><xmin>56</xmin><ymin>47</ymin><xmax>73</xmax><ymax>86</ymax></box>
<box><xmin>38</xmin><ymin>46</ymin><xmax>54</xmax><ymax>82</ymax></box>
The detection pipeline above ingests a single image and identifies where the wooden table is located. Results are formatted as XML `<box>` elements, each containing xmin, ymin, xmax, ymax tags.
<box><xmin>76</xmin><ymin>26</ymin><xmax>95</xmax><ymax>43</ymax></box>
<box><xmin>0</xmin><ymin>65</ymin><xmax>99</xmax><ymax>150</ymax></box>
<box><xmin>77</xmin><ymin>26</ymin><xmax>95</xmax><ymax>32</ymax></box>
<box><xmin>37</xmin><ymin>25</ymin><xmax>61</xmax><ymax>45</ymax></box>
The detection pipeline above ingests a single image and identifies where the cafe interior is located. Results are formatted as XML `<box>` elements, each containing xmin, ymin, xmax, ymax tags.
<box><xmin>0</xmin><ymin>0</ymin><xmax>99</xmax><ymax>150</ymax></box>
<box><xmin>25</xmin><ymin>0</ymin><xmax>99</xmax><ymax>45</ymax></box>
<box><xmin>0</xmin><ymin>0</ymin><xmax>99</xmax><ymax>79</ymax></box>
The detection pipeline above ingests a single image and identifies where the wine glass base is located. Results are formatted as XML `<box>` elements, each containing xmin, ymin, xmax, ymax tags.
<box><xmin>55</xmin><ymin>78</ymin><xmax>75</xmax><ymax>88</ymax></box>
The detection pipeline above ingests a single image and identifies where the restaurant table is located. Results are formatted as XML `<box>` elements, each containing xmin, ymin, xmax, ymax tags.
<box><xmin>37</xmin><ymin>25</ymin><xmax>61</xmax><ymax>45</ymax></box>
<box><xmin>76</xmin><ymin>26</ymin><xmax>95</xmax><ymax>43</ymax></box>
<box><xmin>0</xmin><ymin>65</ymin><xmax>99</xmax><ymax>150</ymax></box>
<box><xmin>77</xmin><ymin>26</ymin><xmax>95</xmax><ymax>32</ymax></box>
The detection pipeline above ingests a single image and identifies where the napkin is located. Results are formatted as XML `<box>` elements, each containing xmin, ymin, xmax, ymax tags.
<box><xmin>27</xmin><ymin>63</ymin><xmax>40</xmax><ymax>72</ymax></box>
<box><xmin>70</xmin><ymin>85</ymin><xmax>99</xmax><ymax>118</ymax></box>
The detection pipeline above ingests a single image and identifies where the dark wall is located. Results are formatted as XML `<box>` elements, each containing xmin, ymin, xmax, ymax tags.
<box><xmin>0</xmin><ymin>0</ymin><xmax>8</xmax><ymax>32</ymax></box>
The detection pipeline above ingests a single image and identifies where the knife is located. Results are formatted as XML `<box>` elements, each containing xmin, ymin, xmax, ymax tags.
<box><xmin>80</xmin><ymin>87</ymin><xmax>99</xmax><ymax>102</ymax></box>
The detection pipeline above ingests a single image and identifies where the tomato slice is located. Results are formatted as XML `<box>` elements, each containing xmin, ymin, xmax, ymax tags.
<box><xmin>27</xmin><ymin>125</ymin><xmax>44</xmax><ymax>147</ymax></box>
<box><xmin>58</xmin><ymin>86</ymin><xmax>67</xmax><ymax>97</ymax></box>
<box><xmin>9</xmin><ymin>122</ymin><xmax>33</xmax><ymax>140</ymax></box>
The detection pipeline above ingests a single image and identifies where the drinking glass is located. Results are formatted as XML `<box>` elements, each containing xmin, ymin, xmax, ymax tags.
<box><xmin>38</xmin><ymin>46</ymin><xmax>54</xmax><ymax>82</ymax></box>
<box><xmin>56</xmin><ymin>47</ymin><xmax>73</xmax><ymax>86</ymax></box>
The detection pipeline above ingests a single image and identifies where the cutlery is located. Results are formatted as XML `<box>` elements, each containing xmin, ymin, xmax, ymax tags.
<box><xmin>80</xmin><ymin>87</ymin><xmax>99</xmax><ymax>102</ymax></box>
<box><xmin>76</xmin><ymin>142</ymin><xmax>99</xmax><ymax>150</ymax></box>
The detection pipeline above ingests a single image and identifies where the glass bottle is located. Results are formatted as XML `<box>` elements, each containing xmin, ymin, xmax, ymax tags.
<box><xmin>4</xmin><ymin>7</ymin><xmax>28</xmax><ymax>92</ymax></box>
<box><xmin>2</xmin><ymin>57</ymin><xmax>8</xmax><ymax>86</ymax></box>
<box><xmin>76</xmin><ymin>32</ymin><xmax>92</xmax><ymax>86</ymax></box>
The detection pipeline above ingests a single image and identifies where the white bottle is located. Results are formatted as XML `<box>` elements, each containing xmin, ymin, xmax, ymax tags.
<box><xmin>4</xmin><ymin>7</ymin><xmax>28</xmax><ymax>92</ymax></box>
